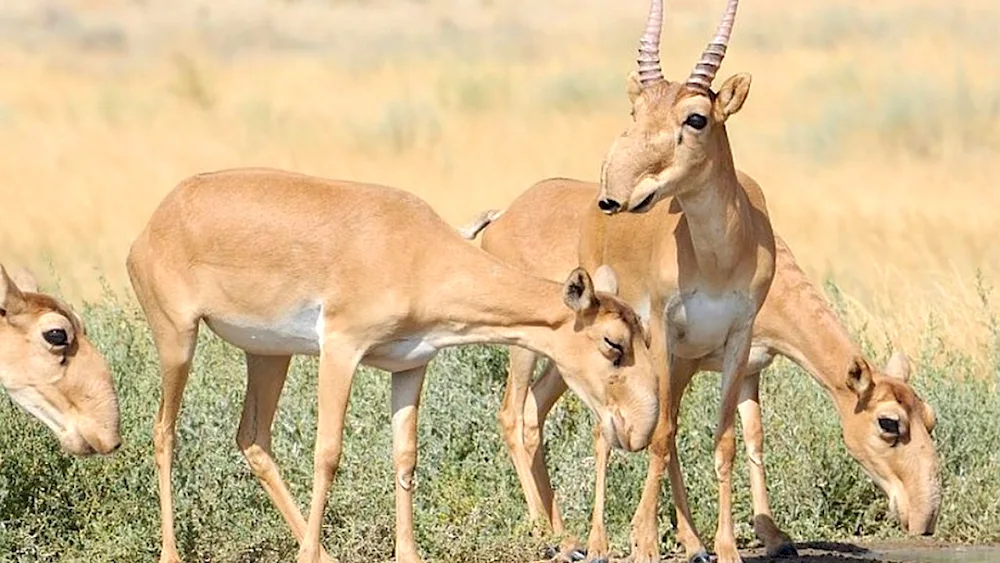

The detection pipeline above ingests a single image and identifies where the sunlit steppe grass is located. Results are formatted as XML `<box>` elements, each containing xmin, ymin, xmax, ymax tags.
<box><xmin>0</xmin><ymin>293</ymin><xmax>997</xmax><ymax>562</ymax></box>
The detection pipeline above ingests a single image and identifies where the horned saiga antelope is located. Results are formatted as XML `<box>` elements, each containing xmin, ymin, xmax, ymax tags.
<box><xmin>538</xmin><ymin>0</ymin><xmax>782</xmax><ymax>560</ymax></box>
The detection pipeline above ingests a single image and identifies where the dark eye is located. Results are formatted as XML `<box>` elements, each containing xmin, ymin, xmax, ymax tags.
<box><xmin>604</xmin><ymin>337</ymin><xmax>624</xmax><ymax>365</ymax></box>
<box><xmin>43</xmin><ymin>329</ymin><xmax>69</xmax><ymax>347</ymax></box>
<box><xmin>878</xmin><ymin>416</ymin><xmax>900</xmax><ymax>436</ymax></box>
<box><xmin>684</xmin><ymin>113</ymin><xmax>708</xmax><ymax>130</ymax></box>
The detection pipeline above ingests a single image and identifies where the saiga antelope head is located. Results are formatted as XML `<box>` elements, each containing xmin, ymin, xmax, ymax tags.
<box><xmin>599</xmin><ymin>0</ymin><xmax>750</xmax><ymax>214</ymax></box>
<box><xmin>0</xmin><ymin>265</ymin><xmax>121</xmax><ymax>456</ymax></box>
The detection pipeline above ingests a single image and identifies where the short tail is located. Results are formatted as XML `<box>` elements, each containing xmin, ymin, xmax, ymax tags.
<box><xmin>456</xmin><ymin>209</ymin><xmax>503</xmax><ymax>240</ymax></box>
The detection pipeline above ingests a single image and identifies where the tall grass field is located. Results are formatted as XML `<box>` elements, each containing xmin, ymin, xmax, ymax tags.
<box><xmin>0</xmin><ymin>0</ymin><xmax>998</xmax><ymax>561</ymax></box>
<box><xmin>1</xmin><ymin>290</ymin><xmax>998</xmax><ymax>562</ymax></box>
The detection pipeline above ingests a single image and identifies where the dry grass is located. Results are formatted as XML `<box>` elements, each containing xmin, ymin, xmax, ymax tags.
<box><xmin>1</xmin><ymin>0</ymin><xmax>999</xmax><ymax>364</ymax></box>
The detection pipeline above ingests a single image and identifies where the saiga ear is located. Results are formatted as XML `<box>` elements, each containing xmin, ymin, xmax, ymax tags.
<box><xmin>713</xmin><ymin>73</ymin><xmax>752</xmax><ymax>122</ymax></box>
<box><xmin>592</xmin><ymin>264</ymin><xmax>620</xmax><ymax>296</ymax></box>
<box><xmin>846</xmin><ymin>356</ymin><xmax>874</xmax><ymax>400</ymax></box>
<box><xmin>626</xmin><ymin>71</ymin><xmax>644</xmax><ymax>105</ymax></box>
<box><xmin>920</xmin><ymin>401</ymin><xmax>937</xmax><ymax>434</ymax></box>
<box><xmin>562</xmin><ymin>267</ymin><xmax>599</xmax><ymax>314</ymax></box>
<box><xmin>883</xmin><ymin>351</ymin><xmax>912</xmax><ymax>382</ymax></box>
<box><xmin>0</xmin><ymin>265</ymin><xmax>27</xmax><ymax>316</ymax></box>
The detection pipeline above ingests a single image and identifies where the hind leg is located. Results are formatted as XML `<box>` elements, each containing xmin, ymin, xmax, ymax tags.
<box><xmin>523</xmin><ymin>362</ymin><xmax>586</xmax><ymax>562</ymax></box>
<box><xmin>499</xmin><ymin>346</ymin><xmax>552</xmax><ymax>533</ymax></box>
<box><xmin>501</xmin><ymin>349</ymin><xmax>582</xmax><ymax>561</ymax></box>
<box><xmin>237</xmin><ymin>353</ymin><xmax>337</xmax><ymax>562</ymax></box>
<box><xmin>738</xmin><ymin>371</ymin><xmax>796</xmax><ymax>558</ymax></box>
<box><xmin>391</xmin><ymin>365</ymin><xmax>429</xmax><ymax>563</ymax></box>
<box><xmin>297</xmin><ymin>337</ymin><xmax>363</xmax><ymax>563</ymax></box>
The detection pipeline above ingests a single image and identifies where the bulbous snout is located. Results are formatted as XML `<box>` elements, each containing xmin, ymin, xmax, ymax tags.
<box><xmin>909</xmin><ymin>512</ymin><xmax>937</xmax><ymax>537</ymax></box>
<box><xmin>62</xmin><ymin>411</ymin><xmax>121</xmax><ymax>457</ymax></box>
<box><xmin>78</xmin><ymin>397</ymin><xmax>122</xmax><ymax>456</ymax></box>
<box><xmin>598</xmin><ymin>133</ymin><xmax>664</xmax><ymax>215</ymax></box>
<box><xmin>902</xmin><ymin>500</ymin><xmax>939</xmax><ymax>537</ymax></box>
<box><xmin>890</xmin><ymin>490</ymin><xmax>939</xmax><ymax>537</ymax></box>
<box><xmin>604</xmin><ymin>393</ymin><xmax>658</xmax><ymax>453</ymax></box>
<box><xmin>59</xmin><ymin>347</ymin><xmax>122</xmax><ymax>457</ymax></box>
<box><xmin>84</xmin><ymin>426</ymin><xmax>122</xmax><ymax>456</ymax></box>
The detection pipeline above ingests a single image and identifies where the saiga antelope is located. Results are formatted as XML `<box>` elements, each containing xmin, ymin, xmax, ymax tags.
<box><xmin>125</xmin><ymin>167</ymin><xmax>660</xmax><ymax>563</ymax></box>
<box><xmin>0</xmin><ymin>264</ymin><xmax>121</xmax><ymax>456</ymax></box>
<box><xmin>561</xmin><ymin>0</ymin><xmax>780</xmax><ymax>560</ymax></box>
<box><xmin>461</xmin><ymin>179</ymin><xmax>940</xmax><ymax>562</ymax></box>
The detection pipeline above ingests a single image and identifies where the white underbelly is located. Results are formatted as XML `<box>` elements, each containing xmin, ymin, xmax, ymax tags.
<box><xmin>666</xmin><ymin>290</ymin><xmax>751</xmax><ymax>359</ymax></box>
<box><xmin>205</xmin><ymin>303</ymin><xmax>443</xmax><ymax>372</ymax></box>
<box><xmin>204</xmin><ymin>304</ymin><xmax>322</xmax><ymax>356</ymax></box>
<box><xmin>362</xmin><ymin>338</ymin><xmax>440</xmax><ymax>373</ymax></box>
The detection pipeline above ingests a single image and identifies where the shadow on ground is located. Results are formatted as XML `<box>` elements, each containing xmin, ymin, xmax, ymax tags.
<box><xmin>740</xmin><ymin>541</ymin><xmax>893</xmax><ymax>562</ymax></box>
<box><xmin>534</xmin><ymin>535</ymin><xmax>1000</xmax><ymax>562</ymax></box>
<box><xmin>660</xmin><ymin>539</ymin><xmax>1000</xmax><ymax>563</ymax></box>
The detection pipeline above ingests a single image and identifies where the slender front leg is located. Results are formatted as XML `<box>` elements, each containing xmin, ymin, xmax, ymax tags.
<box><xmin>237</xmin><ymin>353</ymin><xmax>337</xmax><ymax>563</ymax></box>
<box><xmin>713</xmin><ymin>320</ymin><xmax>755</xmax><ymax>563</ymax></box>
<box><xmin>737</xmin><ymin>371</ymin><xmax>796</xmax><ymax>558</ymax></box>
<box><xmin>584</xmin><ymin>425</ymin><xmax>611</xmax><ymax>563</ymax></box>
<box><xmin>145</xmin><ymin>313</ymin><xmax>199</xmax><ymax>563</ymax></box>
<box><xmin>392</xmin><ymin>365</ymin><xmax>429</xmax><ymax>563</ymax></box>
<box><xmin>659</xmin><ymin>354</ymin><xmax>709</xmax><ymax>563</ymax></box>
<box><xmin>298</xmin><ymin>342</ymin><xmax>362</xmax><ymax>563</ymax></box>
<box><xmin>628</xmin><ymin>315</ymin><xmax>705</xmax><ymax>563</ymax></box>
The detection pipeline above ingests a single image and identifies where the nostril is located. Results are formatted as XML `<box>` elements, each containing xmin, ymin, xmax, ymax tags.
<box><xmin>109</xmin><ymin>441</ymin><xmax>122</xmax><ymax>453</ymax></box>
<box><xmin>598</xmin><ymin>198</ymin><xmax>621</xmax><ymax>213</ymax></box>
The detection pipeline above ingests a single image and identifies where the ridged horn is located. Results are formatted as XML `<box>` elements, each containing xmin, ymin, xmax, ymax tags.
<box><xmin>636</xmin><ymin>0</ymin><xmax>664</xmax><ymax>87</ymax></box>
<box><xmin>686</xmin><ymin>0</ymin><xmax>739</xmax><ymax>92</ymax></box>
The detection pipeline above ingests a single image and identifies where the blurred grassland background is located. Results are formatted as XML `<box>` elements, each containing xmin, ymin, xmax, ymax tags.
<box><xmin>0</xmin><ymin>0</ymin><xmax>999</xmax><ymax>364</ymax></box>
<box><xmin>0</xmin><ymin>1</ymin><xmax>999</xmax><ymax>561</ymax></box>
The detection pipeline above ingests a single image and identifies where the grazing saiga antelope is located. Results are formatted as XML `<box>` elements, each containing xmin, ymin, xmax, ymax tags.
<box><xmin>0</xmin><ymin>264</ymin><xmax>121</xmax><ymax>456</ymax></box>
<box><xmin>125</xmin><ymin>167</ymin><xmax>660</xmax><ymax>563</ymax></box>
<box><xmin>461</xmin><ymin>179</ymin><xmax>941</xmax><ymax>562</ymax></box>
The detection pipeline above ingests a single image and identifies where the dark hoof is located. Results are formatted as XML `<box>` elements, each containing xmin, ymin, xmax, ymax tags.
<box><xmin>541</xmin><ymin>546</ymin><xmax>586</xmax><ymax>563</ymax></box>
<box><xmin>767</xmin><ymin>542</ymin><xmax>799</xmax><ymax>559</ymax></box>
<box><xmin>689</xmin><ymin>550</ymin><xmax>712</xmax><ymax>563</ymax></box>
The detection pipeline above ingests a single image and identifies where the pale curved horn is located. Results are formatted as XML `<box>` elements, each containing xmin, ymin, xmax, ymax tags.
<box><xmin>686</xmin><ymin>0</ymin><xmax>739</xmax><ymax>92</ymax></box>
<box><xmin>636</xmin><ymin>0</ymin><xmax>664</xmax><ymax>86</ymax></box>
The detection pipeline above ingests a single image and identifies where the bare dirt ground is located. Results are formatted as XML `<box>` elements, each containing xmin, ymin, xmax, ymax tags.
<box><xmin>655</xmin><ymin>540</ymin><xmax>1000</xmax><ymax>562</ymax></box>
<box><xmin>534</xmin><ymin>540</ymin><xmax>1000</xmax><ymax>563</ymax></box>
